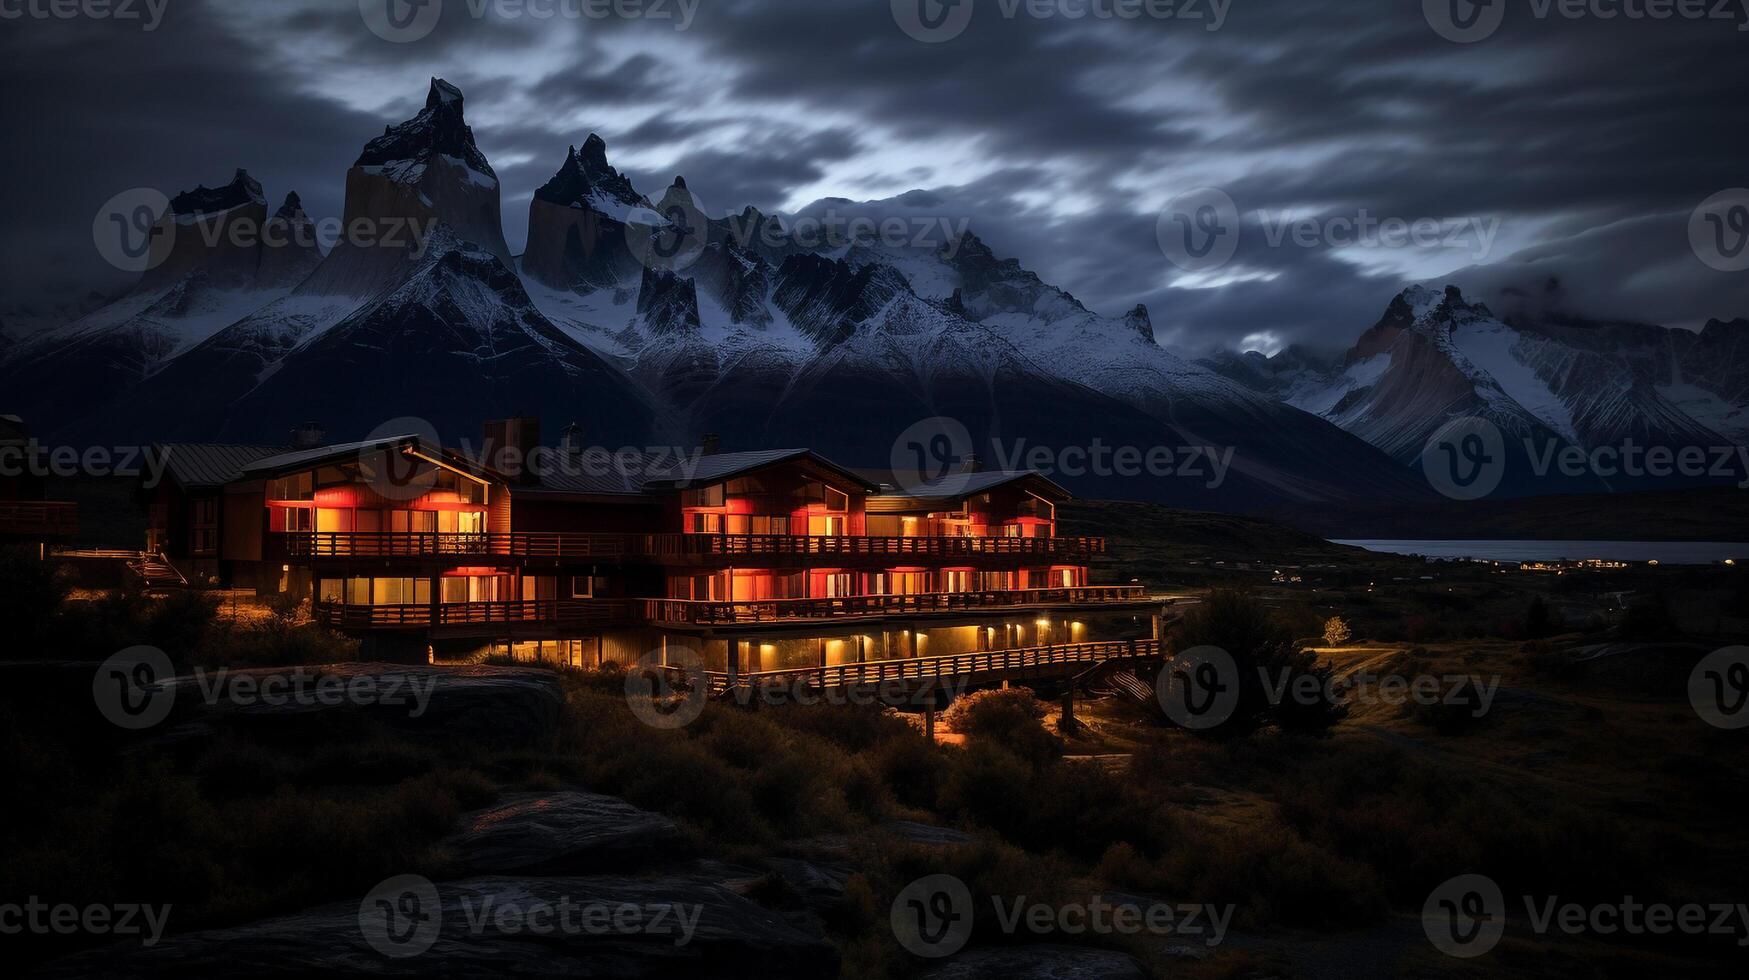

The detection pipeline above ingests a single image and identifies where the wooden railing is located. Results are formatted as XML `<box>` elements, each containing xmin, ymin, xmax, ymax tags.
<box><xmin>635</xmin><ymin>533</ymin><xmax>1104</xmax><ymax>560</ymax></box>
<box><xmin>312</xmin><ymin>599</ymin><xmax>630</xmax><ymax>630</ymax></box>
<box><xmin>643</xmin><ymin>585</ymin><xmax>1150</xmax><ymax>625</ymax></box>
<box><xmin>662</xmin><ymin>638</ymin><xmax>1163</xmax><ymax>693</ymax></box>
<box><xmin>0</xmin><ymin>501</ymin><xmax>78</xmax><ymax>537</ymax></box>
<box><xmin>312</xmin><ymin>586</ymin><xmax>1150</xmax><ymax>631</ymax></box>
<box><xmin>281</xmin><ymin>531</ymin><xmax>1101</xmax><ymax>561</ymax></box>
<box><xmin>285</xmin><ymin>532</ymin><xmax>625</xmax><ymax>559</ymax></box>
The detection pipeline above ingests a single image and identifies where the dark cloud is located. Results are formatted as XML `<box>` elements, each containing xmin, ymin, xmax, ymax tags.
<box><xmin>2</xmin><ymin>0</ymin><xmax>1744</xmax><ymax>352</ymax></box>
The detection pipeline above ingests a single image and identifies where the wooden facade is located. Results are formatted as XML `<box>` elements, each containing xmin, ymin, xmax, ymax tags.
<box><xmin>161</xmin><ymin>424</ymin><xmax>1153</xmax><ymax>667</ymax></box>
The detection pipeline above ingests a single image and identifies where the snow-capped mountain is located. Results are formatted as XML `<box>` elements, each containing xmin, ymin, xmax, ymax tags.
<box><xmin>0</xmin><ymin>168</ymin><xmax>318</xmax><ymax>429</ymax></box>
<box><xmin>62</xmin><ymin>76</ymin><xmax>1749</xmax><ymax>508</ymax></box>
<box><xmin>76</xmin><ymin>78</ymin><xmax>657</xmax><ymax>447</ymax></box>
<box><xmin>1209</xmin><ymin>284</ymin><xmax>1749</xmax><ymax>493</ymax></box>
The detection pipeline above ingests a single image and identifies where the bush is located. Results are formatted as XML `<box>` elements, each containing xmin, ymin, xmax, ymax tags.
<box><xmin>942</xmin><ymin>688</ymin><xmax>1062</xmax><ymax>766</ymax></box>
<box><xmin>1322</xmin><ymin>616</ymin><xmax>1353</xmax><ymax>646</ymax></box>
<box><xmin>0</xmin><ymin>546</ymin><xmax>69</xmax><ymax>653</ymax></box>
<box><xmin>1172</xmin><ymin>590</ymin><xmax>1347</xmax><ymax>737</ymax></box>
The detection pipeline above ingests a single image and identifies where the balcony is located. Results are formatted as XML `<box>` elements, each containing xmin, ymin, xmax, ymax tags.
<box><xmin>642</xmin><ymin>585</ymin><xmax>1151</xmax><ymax>626</ymax></box>
<box><xmin>665</xmin><ymin>638</ymin><xmax>1164</xmax><ymax>695</ymax></box>
<box><xmin>282</xmin><ymin>531</ymin><xmax>1102</xmax><ymax>562</ymax></box>
<box><xmin>313</xmin><ymin>599</ymin><xmax>631</xmax><ymax>631</ymax></box>
<box><xmin>0</xmin><ymin>501</ymin><xmax>78</xmax><ymax>539</ymax></box>
<box><xmin>285</xmin><ymin>532</ymin><xmax>627</xmax><ymax>560</ymax></box>
<box><xmin>311</xmin><ymin>586</ymin><xmax>1151</xmax><ymax>632</ymax></box>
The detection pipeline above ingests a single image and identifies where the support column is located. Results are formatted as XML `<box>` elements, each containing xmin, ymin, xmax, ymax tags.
<box><xmin>1152</xmin><ymin>609</ymin><xmax>1165</xmax><ymax>641</ymax></box>
<box><xmin>1061</xmin><ymin>686</ymin><xmax>1077</xmax><ymax>735</ymax></box>
<box><xmin>727</xmin><ymin>638</ymin><xmax>741</xmax><ymax>686</ymax></box>
<box><xmin>925</xmin><ymin>706</ymin><xmax>936</xmax><ymax>741</ymax></box>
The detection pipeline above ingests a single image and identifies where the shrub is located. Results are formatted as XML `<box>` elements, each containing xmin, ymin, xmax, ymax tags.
<box><xmin>1172</xmin><ymin>590</ymin><xmax>1347</xmax><ymax>737</ymax></box>
<box><xmin>1322</xmin><ymin>616</ymin><xmax>1353</xmax><ymax>646</ymax></box>
<box><xmin>942</xmin><ymin>688</ymin><xmax>1063</xmax><ymax>766</ymax></box>
<box><xmin>0</xmin><ymin>546</ymin><xmax>69</xmax><ymax>653</ymax></box>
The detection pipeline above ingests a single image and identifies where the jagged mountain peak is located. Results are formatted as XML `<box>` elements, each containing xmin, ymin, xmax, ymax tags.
<box><xmin>533</xmin><ymin>136</ymin><xmax>643</xmax><ymax>211</ymax></box>
<box><xmin>170</xmin><ymin>169</ymin><xmax>265</xmax><ymax>216</ymax></box>
<box><xmin>1123</xmin><ymin>304</ymin><xmax>1154</xmax><ymax>343</ymax></box>
<box><xmin>273</xmin><ymin>192</ymin><xmax>308</xmax><ymax>221</ymax></box>
<box><xmin>356</xmin><ymin>77</ymin><xmax>495</xmax><ymax>180</ymax></box>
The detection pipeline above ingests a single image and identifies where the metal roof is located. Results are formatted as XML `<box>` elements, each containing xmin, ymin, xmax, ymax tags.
<box><xmin>639</xmin><ymin>449</ymin><xmax>881</xmax><ymax>492</ymax></box>
<box><xmin>156</xmin><ymin>444</ymin><xmax>295</xmax><ymax>488</ymax></box>
<box><xmin>871</xmin><ymin>470</ymin><xmax>1073</xmax><ymax>506</ymax></box>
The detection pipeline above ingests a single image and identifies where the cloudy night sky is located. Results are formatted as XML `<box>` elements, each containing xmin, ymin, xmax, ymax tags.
<box><xmin>2</xmin><ymin>0</ymin><xmax>1745</xmax><ymax>353</ymax></box>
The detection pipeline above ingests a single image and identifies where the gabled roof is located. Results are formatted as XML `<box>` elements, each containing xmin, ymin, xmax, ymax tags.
<box><xmin>638</xmin><ymin>449</ymin><xmax>881</xmax><ymax>492</ymax></box>
<box><xmin>873</xmin><ymin>469</ymin><xmax>1073</xmax><ymax>505</ymax></box>
<box><xmin>157</xmin><ymin>444</ymin><xmax>295</xmax><ymax>488</ymax></box>
<box><xmin>239</xmin><ymin>435</ymin><xmax>491</xmax><ymax>480</ymax></box>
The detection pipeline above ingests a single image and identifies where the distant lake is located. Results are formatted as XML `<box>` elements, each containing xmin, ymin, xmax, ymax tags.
<box><xmin>1333</xmin><ymin>540</ymin><xmax>1745</xmax><ymax>564</ymax></box>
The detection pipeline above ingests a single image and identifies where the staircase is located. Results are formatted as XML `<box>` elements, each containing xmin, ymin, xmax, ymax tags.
<box><xmin>126</xmin><ymin>552</ymin><xmax>189</xmax><ymax>593</ymax></box>
<box><xmin>1105</xmin><ymin>670</ymin><xmax>1160</xmax><ymax>712</ymax></box>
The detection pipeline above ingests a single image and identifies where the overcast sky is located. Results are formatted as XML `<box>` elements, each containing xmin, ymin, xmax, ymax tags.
<box><xmin>2</xmin><ymin>0</ymin><xmax>1745</xmax><ymax>352</ymax></box>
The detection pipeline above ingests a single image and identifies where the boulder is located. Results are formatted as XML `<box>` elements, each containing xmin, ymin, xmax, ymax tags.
<box><xmin>921</xmin><ymin>945</ymin><xmax>1147</xmax><ymax>980</ymax></box>
<box><xmin>164</xmin><ymin>663</ymin><xmax>564</xmax><ymax>745</ymax></box>
<box><xmin>41</xmin><ymin>873</ymin><xmax>838</xmax><ymax>978</ymax></box>
<box><xmin>440</xmin><ymin>791</ymin><xmax>683</xmax><ymax>875</ymax></box>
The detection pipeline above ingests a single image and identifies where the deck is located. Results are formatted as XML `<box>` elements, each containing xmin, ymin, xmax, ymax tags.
<box><xmin>664</xmin><ymin>638</ymin><xmax>1164</xmax><ymax>697</ymax></box>
<box><xmin>282</xmin><ymin>531</ymin><xmax>1103</xmax><ymax>562</ymax></box>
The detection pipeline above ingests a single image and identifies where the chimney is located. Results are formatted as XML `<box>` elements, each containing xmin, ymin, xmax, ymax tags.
<box><xmin>561</xmin><ymin>422</ymin><xmax>585</xmax><ymax>458</ymax></box>
<box><xmin>483</xmin><ymin>417</ymin><xmax>542</xmax><ymax>485</ymax></box>
<box><xmin>700</xmin><ymin>433</ymin><xmax>721</xmax><ymax>456</ymax></box>
<box><xmin>290</xmin><ymin>422</ymin><xmax>326</xmax><ymax>449</ymax></box>
<box><xmin>962</xmin><ymin>453</ymin><xmax>983</xmax><ymax>474</ymax></box>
